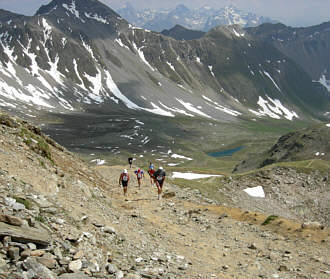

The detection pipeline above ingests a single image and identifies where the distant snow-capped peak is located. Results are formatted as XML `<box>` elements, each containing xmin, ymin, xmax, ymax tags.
<box><xmin>117</xmin><ymin>4</ymin><xmax>276</xmax><ymax>32</ymax></box>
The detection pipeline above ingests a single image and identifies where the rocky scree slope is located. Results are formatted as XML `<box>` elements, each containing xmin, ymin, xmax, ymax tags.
<box><xmin>0</xmin><ymin>0</ymin><xmax>328</xmax><ymax>122</ymax></box>
<box><xmin>0</xmin><ymin>112</ymin><xmax>330</xmax><ymax>278</ymax></box>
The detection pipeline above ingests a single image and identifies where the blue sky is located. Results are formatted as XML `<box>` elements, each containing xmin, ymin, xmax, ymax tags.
<box><xmin>0</xmin><ymin>0</ymin><xmax>329</xmax><ymax>27</ymax></box>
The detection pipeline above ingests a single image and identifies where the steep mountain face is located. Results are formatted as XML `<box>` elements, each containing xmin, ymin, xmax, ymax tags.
<box><xmin>117</xmin><ymin>4</ymin><xmax>277</xmax><ymax>32</ymax></box>
<box><xmin>246</xmin><ymin>22</ymin><xmax>330</xmax><ymax>92</ymax></box>
<box><xmin>234</xmin><ymin>123</ymin><xmax>330</xmax><ymax>172</ymax></box>
<box><xmin>0</xmin><ymin>0</ymin><xmax>329</xmax><ymax>125</ymax></box>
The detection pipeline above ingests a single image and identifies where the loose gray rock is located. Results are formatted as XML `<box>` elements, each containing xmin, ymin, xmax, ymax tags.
<box><xmin>125</xmin><ymin>273</ymin><xmax>141</xmax><ymax>279</ymax></box>
<box><xmin>68</xmin><ymin>259</ymin><xmax>82</xmax><ymax>272</ymax></box>
<box><xmin>7</xmin><ymin>247</ymin><xmax>20</xmax><ymax>261</ymax></box>
<box><xmin>106</xmin><ymin>263</ymin><xmax>117</xmax><ymax>274</ymax></box>
<box><xmin>301</xmin><ymin>222</ymin><xmax>323</xmax><ymax>230</ymax></box>
<box><xmin>103</xmin><ymin>226</ymin><xmax>116</xmax><ymax>234</ymax></box>
<box><xmin>116</xmin><ymin>270</ymin><xmax>124</xmax><ymax>279</ymax></box>
<box><xmin>59</xmin><ymin>272</ymin><xmax>91</xmax><ymax>279</ymax></box>
<box><xmin>22</xmin><ymin>257</ymin><xmax>57</xmax><ymax>279</ymax></box>
<box><xmin>27</xmin><ymin>243</ymin><xmax>37</xmax><ymax>250</ymax></box>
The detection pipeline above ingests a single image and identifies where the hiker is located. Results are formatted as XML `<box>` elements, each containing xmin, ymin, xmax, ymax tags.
<box><xmin>128</xmin><ymin>157</ymin><xmax>133</xmax><ymax>168</ymax></box>
<box><xmin>134</xmin><ymin>168</ymin><xmax>144</xmax><ymax>188</ymax></box>
<box><xmin>153</xmin><ymin>166</ymin><xmax>166</xmax><ymax>200</ymax></box>
<box><xmin>119</xmin><ymin>169</ymin><xmax>130</xmax><ymax>197</ymax></box>
<box><xmin>148</xmin><ymin>162</ymin><xmax>155</xmax><ymax>185</ymax></box>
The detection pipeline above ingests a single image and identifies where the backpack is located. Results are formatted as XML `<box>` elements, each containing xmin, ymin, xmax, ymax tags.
<box><xmin>137</xmin><ymin>172</ymin><xmax>142</xmax><ymax>179</ymax></box>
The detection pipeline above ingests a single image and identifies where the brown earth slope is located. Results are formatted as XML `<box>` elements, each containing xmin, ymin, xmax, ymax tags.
<box><xmin>0</xmin><ymin>113</ymin><xmax>329</xmax><ymax>278</ymax></box>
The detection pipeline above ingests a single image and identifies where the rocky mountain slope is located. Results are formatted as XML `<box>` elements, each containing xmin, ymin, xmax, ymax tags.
<box><xmin>246</xmin><ymin>22</ymin><xmax>330</xmax><ymax>91</ymax></box>
<box><xmin>117</xmin><ymin>4</ymin><xmax>276</xmax><ymax>32</ymax></box>
<box><xmin>234</xmin><ymin>123</ymin><xmax>330</xmax><ymax>172</ymax></box>
<box><xmin>0</xmin><ymin>0</ymin><xmax>328</xmax><ymax>125</ymax></box>
<box><xmin>0</xmin><ymin>112</ymin><xmax>329</xmax><ymax>278</ymax></box>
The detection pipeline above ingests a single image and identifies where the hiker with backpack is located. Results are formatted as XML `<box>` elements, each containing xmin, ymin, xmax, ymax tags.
<box><xmin>134</xmin><ymin>168</ymin><xmax>144</xmax><ymax>188</ymax></box>
<box><xmin>147</xmin><ymin>162</ymin><xmax>155</xmax><ymax>186</ymax></box>
<box><xmin>153</xmin><ymin>166</ymin><xmax>166</xmax><ymax>200</ymax></box>
<box><xmin>119</xmin><ymin>169</ymin><xmax>130</xmax><ymax>197</ymax></box>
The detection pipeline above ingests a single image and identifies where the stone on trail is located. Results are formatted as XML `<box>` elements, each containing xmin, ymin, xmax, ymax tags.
<box><xmin>103</xmin><ymin>226</ymin><xmax>116</xmax><ymax>234</ymax></box>
<box><xmin>125</xmin><ymin>273</ymin><xmax>141</xmax><ymax>279</ymax></box>
<box><xmin>106</xmin><ymin>263</ymin><xmax>117</xmax><ymax>274</ymax></box>
<box><xmin>68</xmin><ymin>259</ymin><xmax>82</xmax><ymax>272</ymax></box>
<box><xmin>59</xmin><ymin>272</ymin><xmax>91</xmax><ymax>279</ymax></box>
<box><xmin>301</xmin><ymin>222</ymin><xmax>324</xmax><ymax>230</ymax></box>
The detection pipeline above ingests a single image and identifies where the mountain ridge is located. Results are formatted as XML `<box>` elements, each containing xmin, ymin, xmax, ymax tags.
<box><xmin>0</xmin><ymin>0</ymin><xmax>329</xmax><ymax>128</ymax></box>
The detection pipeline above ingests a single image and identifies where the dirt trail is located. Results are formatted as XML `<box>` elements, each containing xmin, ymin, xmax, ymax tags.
<box><xmin>95</xmin><ymin>165</ymin><xmax>330</xmax><ymax>278</ymax></box>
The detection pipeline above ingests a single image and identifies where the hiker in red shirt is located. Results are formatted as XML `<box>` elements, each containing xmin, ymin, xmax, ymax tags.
<box><xmin>147</xmin><ymin>162</ymin><xmax>155</xmax><ymax>185</ymax></box>
<box><xmin>119</xmin><ymin>169</ymin><xmax>130</xmax><ymax>197</ymax></box>
<box><xmin>134</xmin><ymin>168</ymin><xmax>144</xmax><ymax>188</ymax></box>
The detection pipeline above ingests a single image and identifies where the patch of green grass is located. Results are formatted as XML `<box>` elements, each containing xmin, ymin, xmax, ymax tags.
<box><xmin>35</xmin><ymin>215</ymin><xmax>46</xmax><ymax>223</ymax></box>
<box><xmin>13</xmin><ymin>196</ymin><xmax>32</xmax><ymax>210</ymax></box>
<box><xmin>262</xmin><ymin>215</ymin><xmax>278</xmax><ymax>225</ymax></box>
<box><xmin>38</xmin><ymin>158</ymin><xmax>46</xmax><ymax>168</ymax></box>
<box><xmin>19</xmin><ymin>127</ymin><xmax>54</xmax><ymax>164</ymax></box>
<box><xmin>37</xmin><ymin>138</ymin><xmax>52</xmax><ymax>161</ymax></box>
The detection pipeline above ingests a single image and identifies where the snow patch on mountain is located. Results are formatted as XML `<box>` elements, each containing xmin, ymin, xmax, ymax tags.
<box><xmin>208</xmin><ymin>65</ymin><xmax>215</xmax><ymax>77</ymax></box>
<box><xmin>63</xmin><ymin>0</ymin><xmax>85</xmax><ymax>23</ymax></box>
<box><xmin>166</xmin><ymin>61</ymin><xmax>175</xmax><ymax>72</ymax></box>
<box><xmin>105</xmin><ymin>70</ymin><xmax>139</xmax><ymax>109</ymax></box>
<box><xmin>202</xmin><ymin>95</ymin><xmax>241</xmax><ymax>116</ymax></box>
<box><xmin>316</xmin><ymin>74</ymin><xmax>330</xmax><ymax>92</ymax></box>
<box><xmin>263</xmin><ymin>71</ymin><xmax>281</xmax><ymax>92</ymax></box>
<box><xmin>84</xmin><ymin>68</ymin><xmax>103</xmax><ymax>101</ymax></box>
<box><xmin>243</xmin><ymin>186</ymin><xmax>265</xmax><ymax>198</ymax></box>
<box><xmin>81</xmin><ymin>36</ymin><xmax>96</xmax><ymax>60</ymax></box>
<box><xmin>115</xmin><ymin>38</ymin><xmax>129</xmax><ymax>50</ymax></box>
<box><xmin>232</xmin><ymin>28</ymin><xmax>244</xmax><ymax>37</ymax></box>
<box><xmin>132</xmin><ymin>43</ymin><xmax>155</xmax><ymax>71</ymax></box>
<box><xmin>73</xmin><ymin>59</ymin><xmax>87</xmax><ymax>91</ymax></box>
<box><xmin>176</xmin><ymin>98</ymin><xmax>212</xmax><ymax>119</ymax></box>
<box><xmin>171</xmin><ymin>154</ymin><xmax>193</xmax><ymax>161</ymax></box>
<box><xmin>249</xmin><ymin>96</ymin><xmax>298</xmax><ymax>121</ymax></box>
<box><xmin>0</xmin><ymin>78</ymin><xmax>54</xmax><ymax>108</ymax></box>
<box><xmin>84</xmin><ymin>12</ymin><xmax>109</xmax><ymax>24</ymax></box>
<box><xmin>143</xmin><ymin>102</ymin><xmax>174</xmax><ymax>117</ymax></box>
<box><xmin>159</xmin><ymin>102</ymin><xmax>194</xmax><ymax>117</ymax></box>
<box><xmin>41</xmin><ymin>18</ymin><xmax>53</xmax><ymax>45</ymax></box>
